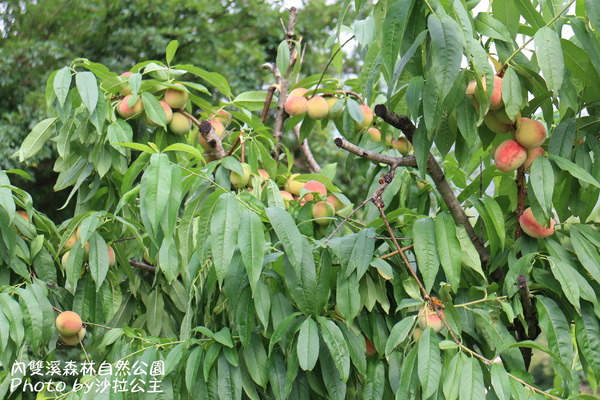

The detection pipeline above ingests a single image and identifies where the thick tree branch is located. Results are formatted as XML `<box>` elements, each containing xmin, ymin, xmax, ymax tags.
<box><xmin>516</xmin><ymin>274</ymin><xmax>540</xmax><ymax>369</ymax></box>
<box><xmin>373</xmin><ymin>104</ymin><xmax>491</xmax><ymax>271</ymax></box>
<box><xmin>181</xmin><ymin>111</ymin><xmax>226</xmax><ymax>160</ymax></box>
<box><xmin>199</xmin><ymin>120</ymin><xmax>227</xmax><ymax>160</ymax></box>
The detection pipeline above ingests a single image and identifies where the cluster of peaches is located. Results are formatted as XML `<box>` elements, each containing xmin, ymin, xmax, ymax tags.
<box><xmin>61</xmin><ymin>226</ymin><xmax>116</xmax><ymax>272</ymax></box>
<box><xmin>116</xmin><ymin>72</ymin><xmax>231</xmax><ymax>148</ymax></box>
<box><xmin>467</xmin><ymin>76</ymin><xmax>555</xmax><ymax>239</ymax></box>
<box><xmin>466</xmin><ymin>76</ymin><xmax>546</xmax><ymax>173</ymax></box>
<box><xmin>55</xmin><ymin>311</ymin><xmax>86</xmax><ymax>346</ymax></box>
<box><xmin>227</xmin><ymin>165</ymin><xmax>344</xmax><ymax>227</ymax></box>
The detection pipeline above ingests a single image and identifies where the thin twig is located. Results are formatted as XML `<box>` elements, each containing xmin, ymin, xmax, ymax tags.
<box><xmin>293</xmin><ymin>125</ymin><xmax>321</xmax><ymax>172</ymax></box>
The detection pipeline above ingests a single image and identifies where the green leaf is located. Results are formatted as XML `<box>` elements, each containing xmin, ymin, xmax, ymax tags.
<box><xmin>88</xmin><ymin>232</ymin><xmax>110</xmax><ymax>290</ymax></box>
<box><xmin>166</xmin><ymin>40</ymin><xmax>179</xmax><ymax>65</ymax></box>
<box><xmin>491</xmin><ymin>0</ymin><xmax>519</xmax><ymax>39</ymax></box>
<box><xmin>548</xmin><ymin>119</ymin><xmax>576</xmax><ymax>158</ymax></box>
<box><xmin>435</xmin><ymin>212</ymin><xmax>462</xmax><ymax>289</ymax></box>
<box><xmin>418</xmin><ymin>328</ymin><xmax>442</xmax><ymax>399</ymax></box>
<box><xmin>548</xmin><ymin>258</ymin><xmax>582</xmax><ymax>313</ymax></box>
<box><xmin>459</xmin><ymin>356</ymin><xmax>485</xmax><ymax>400</ymax></box>
<box><xmin>529</xmin><ymin>156</ymin><xmax>554</xmax><ymax>220</ymax></box>
<box><xmin>145</xmin><ymin>289</ymin><xmax>164</xmax><ymax>337</ymax></box>
<box><xmin>266</xmin><ymin>207</ymin><xmax>303</xmax><ymax>272</ymax></box>
<box><xmin>217</xmin><ymin>352</ymin><xmax>242</xmax><ymax>400</ymax></box>
<box><xmin>141</xmin><ymin>91</ymin><xmax>167</xmax><ymax>128</ymax></box>
<box><xmin>381</xmin><ymin>0</ymin><xmax>415</xmax><ymax>80</ymax></box>
<box><xmin>396</xmin><ymin>346</ymin><xmax>418</xmax><ymax>399</ymax></box>
<box><xmin>317</xmin><ymin>317</ymin><xmax>350</xmax><ymax>382</ymax></box>
<box><xmin>585</xmin><ymin>0</ymin><xmax>600</xmax><ymax>32</ymax></box>
<box><xmin>233</xmin><ymin>91</ymin><xmax>274</xmax><ymax>111</ymax></box>
<box><xmin>474</xmin><ymin>13</ymin><xmax>513</xmax><ymax>42</ymax></box>
<box><xmin>490</xmin><ymin>363</ymin><xmax>511</xmax><ymax>400</ymax></box>
<box><xmin>276</xmin><ymin>40</ymin><xmax>290</xmax><ymax>76</ymax></box>
<box><xmin>429</xmin><ymin>14</ymin><xmax>464</xmax><ymax>98</ymax></box>
<box><xmin>363</xmin><ymin>359</ymin><xmax>385</xmax><ymax>400</ymax></box>
<box><xmin>53</xmin><ymin>66</ymin><xmax>71</xmax><ymax>107</ymax></box>
<box><xmin>158</xmin><ymin>235</ymin><xmax>179</xmax><ymax>283</ymax></box>
<box><xmin>536</xmin><ymin>295</ymin><xmax>574</xmax><ymax>367</ymax></box>
<box><xmin>297</xmin><ymin>317</ymin><xmax>319</xmax><ymax>371</ymax></box>
<box><xmin>413</xmin><ymin>218</ymin><xmax>440</xmax><ymax>292</ymax></box>
<box><xmin>513</xmin><ymin>0</ymin><xmax>545</xmax><ymax>30</ymax></box>
<box><xmin>501</xmin><ymin>67</ymin><xmax>523</xmax><ymax>119</ymax></box>
<box><xmin>210</xmin><ymin>193</ymin><xmax>241</xmax><ymax>283</ymax></box>
<box><xmin>243</xmin><ymin>335</ymin><xmax>268</xmax><ymax>388</ymax></box>
<box><xmin>550</xmin><ymin>154</ymin><xmax>600</xmax><ymax>189</ymax></box>
<box><xmin>348</xmin><ymin>228</ymin><xmax>375</xmax><ymax>280</ymax></box>
<box><xmin>75</xmin><ymin>71</ymin><xmax>98</xmax><ymax>113</ymax></box>
<box><xmin>575</xmin><ymin>302</ymin><xmax>600</xmax><ymax>373</ymax></box>
<box><xmin>336</xmin><ymin>272</ymin><xmax>361</xmax><ymax>324</ymax></box>
<box><xmin>442</xmin><ymin>352</ymin><xmax>463</xmax><ymax>400</ymax></box>
<box><xmin>385</xmin><ymin>316</ymin><xmax>416</xmax><ymax>357</ymax></box>
<box><xmin>17</xmin><ymin>287</ymin><xmax>44</xmax><ymax>351</ymax></box>
<box><xmin>455</xmin><ymin>225</ymin><xmax>485</xmax><ymax>280</ymax></box>
<box><xmin>19</xmin><ymin>118</ymin><xmax>58</xmax><ymax>162</ymax></box>
<box><xmin>570</xmin><ymin>228</ymin><xmax>600</xmax><ymax>283</ymax></box>
<box><xmin>238</xmin><ymin>210</ymin><xmax>265</xmax><ymax>293</ymax></box>
<box><xmin>534</xmin><ymin>27</ymin><xmax>564</xmax><ymax>94</ymax></box>
<box><xmin>163</xmin><ymin>143</ymin><xmax>205</xmax><ymax>162</ymax></box>
<box><xmin>140</xmin><ymin>153</ymin><xmax>172</xmax><ymax>236</ymax></box>
<box><xmin>174</xmin><ymin>64</ymin><xmax>232</xmax><ymax>98</ymax></box>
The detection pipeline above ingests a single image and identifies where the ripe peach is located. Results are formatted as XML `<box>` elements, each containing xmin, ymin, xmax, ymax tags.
<box><xmin>168</xmin><ymin>112</ymin><xmax>192</xmax><ymax>136</ymax></box>
<box><xmin>483</xmin><ymin>112</ymin><xmax>514</xmax><ymax>134</ymax></box>
<box><xmin>326</xmin><ymin>97</ymin><xmax>343</xmax><ymax>119</ymax></box>
<box><xmin>163</xmin><ymin>83</ymin><xmax>189</xmax><ymax>109</ymax></box>
<box><xmin>207</xmin><ymin>119</ymin><xmax>226</xmax><ymax>138</ymax></box>
<box><xmin>326</xmin><ymin>195</ymin><xmax>344</xmax><ymax>212</ymax></box>
<box><xmin>311</xmin><ymin>201</ymin><xmax>335</xmax><ymax>226</ymax></box>
<box><xmin>289</xmin><ymin>88</ymin><xmax>308</xmax><ymax>97</ymax></box>
<box><xmin>280</xmin><ymin>190</ymin><xmax>294</xmax><ymax>209</ymax></box>
<box><xmin>230</xmin><ymin>163</ymin><xmax>252</xmax><ymax>189</ymax></box>
<box><xmin>356</xmin><ymin>104</ymin><xmax>373</xmax><ymax>130</ymax></box>
<box><xmin>119</xmin><ymin>72</ymin><xmax>134</xmax><ymax>96</ymax></box>
<box><xmin>64</xmin><ymin>232</ymin><xmax>77</xmax><ymax>250</ymax></box>
<box><xmin>16</xmin><ymin>211</ymin><xmax>29</xmax><ymax>221</ymax></box>
<box><xmin>391</xmin><ymin>137</ymin><xmax>413</xmax><ymax>156</ymax></box>
<box><xmin>60</xmin><ymin>327</ymin><xmax>86</xmax><ymax>346</ymax></box>
<box><xmin>523</xmin><ymin>147</ymin><xmax>545</xmax><ymax>172</ymax></box>
<box><xmin>306</xmin><ymin>96</ymin><xmax>329</xmax><ymax>120</ymax></box>
<box><xmin>117</xmin><ymin>95</ymin><xmax>143</xmax><ymax>119</ymax></box>
<box><xmin>494</xmin><ymin>139</ymin><xmax>527</xmax><ymax>172</ymax></box>
<box><xmin>55</xmin><ymin>311</ymin><xmax>83</xmax><ymax>336</ymax></box>
<box><xmin>364</xmin><ymin>335</ymin><xmax>377</xmax><ymax>357</ymax></box>
<box><xmin>107</xmin><ymin>246</ymin><xmax>116</xmax><ymax>267</ymax></box>
<box><xmin>284</xmin><ymin>96</ymin><xmax>308</xmax><ymax>117</ymax></box>
<box><xmin>519</xmin><ymin>207</ymin><xmax>555</xmax><ymax>239</ymax></box>
<box><xmin>61</xmin><ymin>251</ymin><xmax>70</xmax><ymax>270</ymax></box>
<box><xmin>211</xmin><ymin>110</ymin><xmax>232</xmax><ymax>126</ymax></box>
<box><xmin>367</xmin><ymin>127</ymin><xmax>382</xmax><ymax>142</ymax></box>
<box><xmin>300</xmin><ymin>180</ymin><xmax>327</xmax><ymax>204</ymax></box>
<box><xmin>466</xmin><ymin>76</ymin><xmax>503</xmax><ymax>110</ymax></box>
<box><xmin>515</xmin><ymin>118</ymin><xmax>547</xmax><ymax>149</ymax></box>
<box><xmin>284</xmin><ymin>174</ymin><xmax>304</xmax><ymax>196</ymax></box>
<box><xmin>417</xmin><ymin>305</ymin><xmax>445</xmax><ymax>333</ymax></box>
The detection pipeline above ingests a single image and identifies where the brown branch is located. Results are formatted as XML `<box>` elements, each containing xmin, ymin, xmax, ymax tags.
<box><xmin>128</xmin><ymin>259</ymin><xmax>156</xmax><ymax>272</ymax></box>
<box><xmin>271</xmin><ymin>7</ymin><xmax>300</xmax><ymax>144</ymax></box>
<box><xmin>516</xmin><ymin>274</ymin><xmax>540</xmax><ymax>370</ymax></box>
<box><xmin>515</xmin><ymin>166</ymin><xmax>526</xmax><ymax>238</ymax></box>
<box><xmin>333</xmin><ymin>136</ymin><xmax>417</xmax><ymax>167</ymax></box>
<box><xmin>260</xmin><ymin>85</ymin><xmax>278</xmax><ymax>123</ymax></box>
<box><xmin>293</xmin><ymin>125</ymin><xmax>320</xmax><ymax>173</ymax></box>
<box><xmin>374</xmin><ymin>104</ymin><xmax>492</xmax><ymax>274</ymax></box>
<box><xmin>181</xmin><ymin>111</ymin><xmax>226</xmax><ymax>160</ymax></box>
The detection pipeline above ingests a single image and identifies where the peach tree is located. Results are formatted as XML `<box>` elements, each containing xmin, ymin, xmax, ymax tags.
<box><xmin>1</xmin><ymin>1</ymin><xmax>599</xmax><ymax>399</ymax></box>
